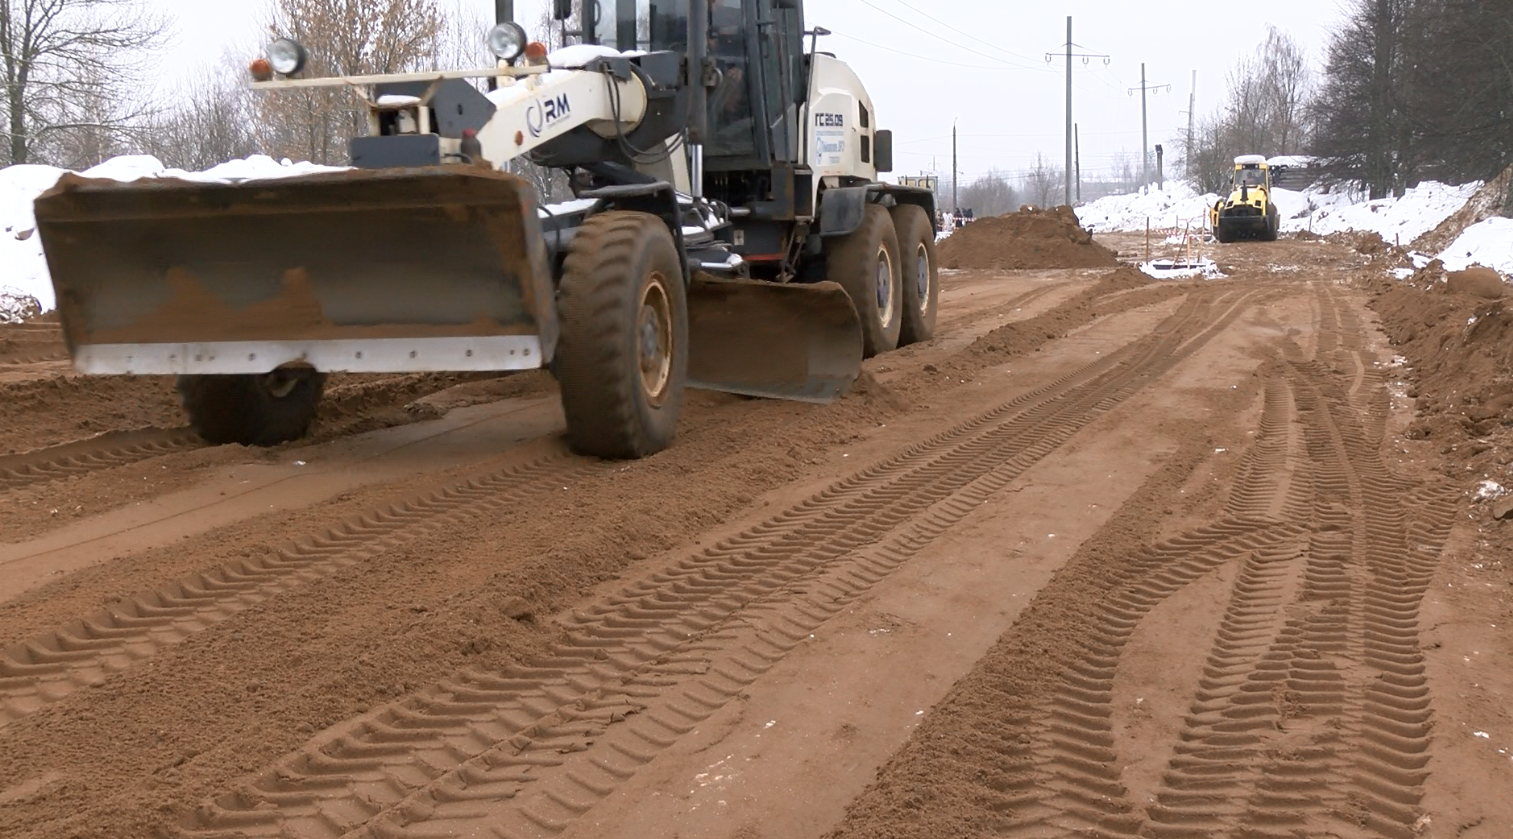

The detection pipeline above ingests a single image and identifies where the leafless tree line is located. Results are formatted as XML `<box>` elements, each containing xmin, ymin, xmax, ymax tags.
<box><xmin>1182</xmin><ymin>2</ymin><xmax>1511</xmax><ymax>207</ymax></box>
<box><xmin>1181</xmin><ymin>26</ymin><xmax>1313</xmax><ymax>195</ymax></box>
<box><xmin>0</xmin><ymin>0</ymin><xmax>549</xmax><ymax>171</ymax></box>
<box><xmin>1310</xmin><ymin>0</ymin><xmax>1513</xmax><ymax>201</ymax></box>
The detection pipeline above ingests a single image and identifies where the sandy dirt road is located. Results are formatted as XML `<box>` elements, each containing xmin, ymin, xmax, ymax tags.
<box><xmin>0</xmin><ymin>229</ymin><xmax>1509</xmax><ymax>839</ymax></box>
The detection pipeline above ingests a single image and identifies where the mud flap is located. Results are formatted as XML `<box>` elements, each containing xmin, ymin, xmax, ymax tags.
<box><xmin>685</xmin><ymin>275</ymin><xmax>863</xmax><ymax>403</ymax></box>
<box><xmin>33</xmin><ymin>166</ymin><xmax>557</xmax><ymax>375</ymax></box>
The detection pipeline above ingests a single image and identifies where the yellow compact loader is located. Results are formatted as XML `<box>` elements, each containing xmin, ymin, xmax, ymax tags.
<box><xmin>1209</xmin><ymin>155</ymin><xmax>1280</xmax><ymax>243</ymax></box>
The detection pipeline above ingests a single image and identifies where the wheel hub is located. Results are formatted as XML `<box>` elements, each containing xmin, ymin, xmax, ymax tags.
<box><xmin>875</xmin><ymin>246</ymin><xmax>895</xmax><ymax>325</ymax></box>
<box><xmin>638</xmin><ymin>273</ymin><xmax>674</xmax><ymax>405</ymax></box>
<box><xmin>262</xmin><ymin>369</ymin><xmax>303</xmax><ymax>399</ymax></box>
<box><xmin>915</xmin><ymin>246</ymin><xmax>930</xmax><ymax>310</ymax></box>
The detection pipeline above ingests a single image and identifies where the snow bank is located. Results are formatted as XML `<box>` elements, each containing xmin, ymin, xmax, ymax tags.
<box><xmin>1075</xmin><ymin>183</ymin><xmax>1218</xmax><ymax>234</ymax></box>
<box><xmin>1437</xmin><ymin>218</ymin><xmax>1513</xmax><ymax>276</ymax></box>
<box><xmin>1283</xmin><ymin>180</ymin><xmax>1482</xmax><ymax>244</ymax></box>
<box><xmin>1267</xmin><ymin>155</ymin><xmax>1313</xmax><ymax>169</ymax></box>
<box><xmin>1077</xmin><ymin>177</ymin><xmax>1490</xmax><ymax>256</ymax></box>
<box><xmin>0</xmin><ymin>155</ymin><xmax>349</xmax><ymax>311</ymax></box>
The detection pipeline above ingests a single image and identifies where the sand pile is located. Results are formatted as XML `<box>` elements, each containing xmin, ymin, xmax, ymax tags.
<box><xmin>938</xmin><ymin>205</ymin><xmax>1120</xmax><ymax>271</ymax></box>
<box><xmin>1370</xmin><ymin>272</ymin><xmax>1513</xmax><ymax>443</ymax></box>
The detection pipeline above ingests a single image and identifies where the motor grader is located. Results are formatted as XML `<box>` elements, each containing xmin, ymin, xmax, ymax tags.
<box><xmin>32</xmin><ymin>0</ymin><xmax>938</xmax><ymax>460</ymax></box>
<box><xmin>1209</xmin><ymin>154</ymin><xmax>1281</xmax><ymax>243</ymax></box>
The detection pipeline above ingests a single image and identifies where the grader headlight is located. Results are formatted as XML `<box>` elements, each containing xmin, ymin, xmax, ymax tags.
<box><xmin>267</xmin><ymin>38</ymin><xmax>309</xmax><ymax>76</ymax></box>
<box><xmin>488</xmin><ymin>22</ymin><xmax>529</xmax><ymax>62</ymax></box>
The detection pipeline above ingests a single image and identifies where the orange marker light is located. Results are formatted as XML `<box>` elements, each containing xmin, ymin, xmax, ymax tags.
<box><xmin>524</xmin><ymin>41</ymin><xmax>548</xmax><ymax>60</ymax></box>
<box><xmin>249</xmin><ymin>58</ymin><xmax>274</xmax><ymax>82</ymax></box>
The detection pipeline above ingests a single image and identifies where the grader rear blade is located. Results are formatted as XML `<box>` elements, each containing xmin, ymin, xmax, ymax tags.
<box><xmin>33</xmin><ymin>166</ymin><xmax>559</xmax><ymax>376</ymax></box>
<box><xmin>685</xmin><ymin>275</ymin><xmax>863</xmax><ymax>403</ymax></box>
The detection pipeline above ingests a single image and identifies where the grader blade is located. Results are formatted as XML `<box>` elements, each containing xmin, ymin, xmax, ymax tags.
<box><xmin>685</xmin><ymin>275</ymin><xmax>863</xmax><ymax>403</ymax></box>
<box><xmin>33</xmin><ymin>166</ymin><xmax>558</xmax><ymax>376</ymax></box>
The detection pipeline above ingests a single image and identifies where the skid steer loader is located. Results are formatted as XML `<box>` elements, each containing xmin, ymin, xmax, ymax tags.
<box><xmin>1209</xmin><ymin>154</ymin><xmax>1280</xmax><ymax>243</ymax></box>
<box><xmin>32</xmin><ymin>0</ymin><xmax>938</xmax><ymax>460</ymax></box>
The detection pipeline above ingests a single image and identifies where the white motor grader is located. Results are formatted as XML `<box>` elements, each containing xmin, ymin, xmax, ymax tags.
<box><xmin>33</xmin><ymin>0</ymin><xmax>938</xmax><ymax>459</ymax></box>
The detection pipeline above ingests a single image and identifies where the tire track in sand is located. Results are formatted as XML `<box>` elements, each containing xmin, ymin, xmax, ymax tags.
<box><xmin>0</xmin><ymin>427</ymin><xmax>204</xmax><ymax>495</ymax></box>
<box><xmin>0</xmin><ymin>275</ymin><xmax>1179</xmax><ymax>734</ymax></box>
<box><xmin>176</xmin><ymin>288</ymin><xmax>1264</xmax><ymax>839</ymax></box>
<box><xmin>964</xmin><ymin>281</ymin><xmax>1456</xmax><ymax>839</ymax></box>
<box><xmin>0</xmin><ymin>454</ymin><xmax>596</xmax><ymax>731</ymax></box>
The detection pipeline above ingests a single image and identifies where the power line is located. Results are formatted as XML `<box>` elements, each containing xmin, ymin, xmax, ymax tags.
<box><xmin>876</xmin><ymin>0</ymin><xmax>1047</xmax><ymax>68</ymax></box>
<box><xmin>829</xmin><ymin>32</ymin><xmax>1037</xmax><ymax>71</ymax></box>
<box><xmin>852</xmin><ymin>0</ymin><xmax>1055</xmax><ymax>72</ymax></box>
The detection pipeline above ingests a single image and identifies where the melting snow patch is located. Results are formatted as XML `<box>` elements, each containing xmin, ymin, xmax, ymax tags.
<box><xmin>1438</xmin><ymin>217</ymin><xmax>1513</xmax><ymax>276</ymax></box>
<box><xmin>1139</xmin><ymin>258</ymin><xmax>1226</xmax><ymax>280</ymax></box>
<box><xmin>1474</xmin><ymin>480</ymin><xmax>1506</xmax><ymax>501</ymax></box>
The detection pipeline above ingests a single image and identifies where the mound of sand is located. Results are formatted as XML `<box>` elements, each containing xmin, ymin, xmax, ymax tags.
<box><xmin>938</xmin><ymin>205</ymin><xmax>1119</xmax><ymax>271</ymax></box>
<box><xmin>1371</xmin><ymin>274</ymin><xmax>1513</xmax><ymax>442</ymax></box>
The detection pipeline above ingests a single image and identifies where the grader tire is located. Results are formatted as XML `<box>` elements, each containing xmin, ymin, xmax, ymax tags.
<box><xmin>176</xmin><ymin>369</ymin><xmax>325</xmax><ymax>447</ymax></box>
<box><xmin>826</xmin><ymin>204</ymin><xmax>903</xmax><ymax>358</ymax></box>
<box><xmin>555</xmin><ymin>211</ymin><xmax>689</xmax><ymax>460</ymax></box>
<box><xmin>890</xmin><ymin>203</ymin><xmax>939</xmax><ymax>347</ymax></box>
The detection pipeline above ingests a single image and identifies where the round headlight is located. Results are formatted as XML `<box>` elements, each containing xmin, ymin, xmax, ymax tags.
<box><xmin>267</xmin><ymin>38</ymin><xmax>308</xmax><ymax>76</ymax></box>
<box><xmin>488</xmin><ymin>22</ymin><xmax>529</xmax><ymax>61</ymax></box>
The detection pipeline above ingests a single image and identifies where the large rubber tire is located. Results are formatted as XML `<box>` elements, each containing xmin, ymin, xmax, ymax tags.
<box><xmin>826</xmin><ymin>204</ymin><xmax>902</xmax><ymax>358</ymax></box>
<box><xmin>176</xmin><ymin>369</ymin><xmax>325</xmax><ymax>447</ymax></box>
<box><xmin>555</xmin><ymin>211</ymin><xmax>689</xmax><ymax>460</ymax></box>
<box><xmin>890</xmin><ymin>203</ymin><xmax>939</xmax><ymax>347</ymax></box>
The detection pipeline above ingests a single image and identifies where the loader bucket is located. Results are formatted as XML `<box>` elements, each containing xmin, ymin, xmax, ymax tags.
<box><xmin>685</xmin><ymin>275</ymin><xmax>863</xmax><ymax>403</ymax></box>
<box><xmin>33</xmin><ymin>166</ymin><xmax>557</xmax><ymax>376</ymax></box>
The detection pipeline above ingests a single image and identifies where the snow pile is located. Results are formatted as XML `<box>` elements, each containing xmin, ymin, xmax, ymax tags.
<box><xmin>1139</xmin><ymin>257</ymin><xmax>1226</xmax><ymax>281</ymax></box>
<box><xmin>1075</xmin><ymin>183</ymin><xmax>1218</xmax><ymax>234</ymax></box>
<box><xmin>0</xmin><ymin>287</ymin><xmax>41</xmax><ymax>323</ymax></box>
<box><xmin>1077</xmin><ymin>178</ymin><xmax>1482</xmax><ymax>248</ymax></box>
<box><xmin>0</xmin><ymin>155</ymin><xmax>352</xmax><ymax>311</ymax></box>
<box><xmin>1281</xmin><ymin>180</ymin><xmax>1483</xmax><ymax>243</ymax></box>
<box><xmin>1267</xmin><ymin>155</ymin><xmax>1314</xmax><ymax>168</ymax></box>
<box><xmin>1436</xmin><ymin>217</ymin><xmax>1513</xmax><ymax>276</ymax></box>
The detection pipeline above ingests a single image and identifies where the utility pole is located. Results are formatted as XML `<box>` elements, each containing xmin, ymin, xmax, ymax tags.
<box><xmin>1075</xmin><ymin>123</ymin><xmax>1081</xmax><ymax>203</ymax></box>
<box><xmin>1064</xmin><ymin>16</ymin><xmax>1072</xmax><ymax>207</ymax></box>
<box><xmin>1129</xmin><ymin>65</ymin><xmax>1171</xmax><ymax>191</ymax></box>
<box><xmin>952</xmin><ymin>119</ymin><xmax>958</xmax><ymax>215</ymax></box>
<box><xmin>1185</xmin><ymin>70</ymin><xmax>1197</xmax><ymax>176</ymax></box>
<box><xmin>1045</xmin><ymin>26</ymin><xmax>1108</xmax><ymax>208</ymax></box>
<box><xmin>1140</xmin><ymin>64</ymin><xmax>1148</xmax><ymax>189</ymax></box>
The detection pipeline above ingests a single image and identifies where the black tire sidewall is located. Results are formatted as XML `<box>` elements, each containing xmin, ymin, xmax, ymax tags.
<box><xmin>828</xmin><ymin>203</ymin><xmax>903</xmax><ymax>357</ymax></box>
<box><xmin>177</xmin><ymin>370</ymin><xmax>324</xmax><ymax>447</ymax></box>
<box><xmin>555</xmin><ymin>212</ymin><xmax>689</xmax><ymax>460</ymax></box>
<box><xmin>890</xmin><ymin>204</ymin><xmax>938</xmax><ymax>346</ymax></box>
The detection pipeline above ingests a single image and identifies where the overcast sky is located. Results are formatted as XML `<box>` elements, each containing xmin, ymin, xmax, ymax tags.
<box><xmin>155</xmin><ymin>0</ymin><xmax>1353</xmax><ymax>184</ymax></box>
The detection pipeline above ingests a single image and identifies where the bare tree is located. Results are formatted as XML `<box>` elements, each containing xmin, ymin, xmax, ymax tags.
<box><xmin>1308</xmin><ymin>0</ymin><xmax>1414</xmax><ymax>198</ymax></box>
<box><xmin>1024</xmin><ymin>153</ymin><xmax>1065</xmax><ymax>207</ymax></box>
<box><xmin>254</xmin><ymin>0</ymin><xmax>443</xmax><ymax>165</ymax></box>
<box><xmin>141</xmin><ymin>54</ymin><xmax>261</xmax><ymax>171</ymax></box>
<box><xmin>431</xmin><ymin>0</ymin><xmax>490</xmax><ymax>70</ymax></box>
<box><xmin>958</xmin><ymin>169</ymin><xmax>1020</xmax><ymax>218</ymax></box>
<box><xmin>1183</xmin><ymin>26</ymin><xmax>1314</xmax><ymax>195</ymax></box>
<box><xmin>0</xmin><ymin>0</ymin><xmax>169</xmax><ymax>165</ymax></box>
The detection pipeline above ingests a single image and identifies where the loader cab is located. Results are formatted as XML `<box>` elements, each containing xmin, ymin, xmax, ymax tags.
<box><xmin>1235</xmin><ymin>165</ymin><xmax>1268</xmax><ymax>190</ymax></box>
